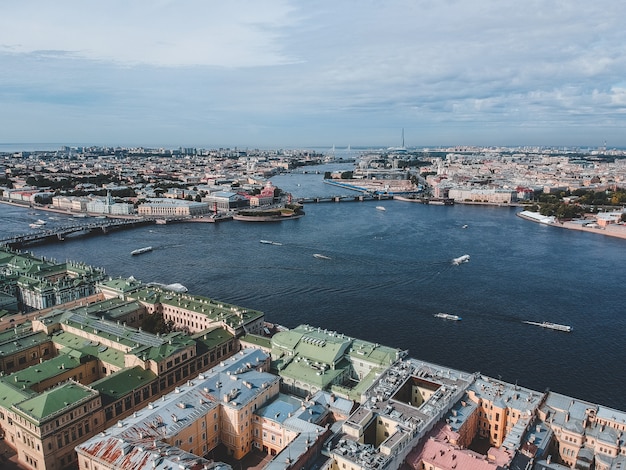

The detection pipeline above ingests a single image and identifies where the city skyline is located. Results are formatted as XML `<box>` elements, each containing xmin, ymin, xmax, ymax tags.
<box><xmin>1</xmin><ymin>1</ymin><xmax>626</xmax><ymax>149</ymax></box>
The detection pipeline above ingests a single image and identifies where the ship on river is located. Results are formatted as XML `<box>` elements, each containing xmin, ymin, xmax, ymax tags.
<box><xmin>522</xmin><ymin>320</ymin><xmax>572</xmax><ymax>332</ymax></box>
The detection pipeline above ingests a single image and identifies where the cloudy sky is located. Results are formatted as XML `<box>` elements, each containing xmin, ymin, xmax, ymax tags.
<box><xmin>1</xmin><ymin>0</ymin><xmax>625</xmax><ymax>149</ymax></box>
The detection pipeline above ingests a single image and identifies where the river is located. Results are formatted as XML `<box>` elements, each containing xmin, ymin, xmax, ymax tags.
<box><xmin>1</xmin><ymin>162</ymin><xmax>625</xmax><ymax>410</ymax></box>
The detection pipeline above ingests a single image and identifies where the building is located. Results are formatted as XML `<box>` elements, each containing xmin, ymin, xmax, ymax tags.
<box><xmin>76</xmin><ymin>348</ymin><xmax>277</xmax><ymax>468</ymax></box>
<box><xmin>204</xmin><ymin>191</ymin><xmax>249</xmax><ymax>212</ymax></box>
<box><xmin>100</xmin><ymin>279</ymin><xmax>266</xmax><ymax>338</ymax></box>
<box><xmin>137</xmin><ymin>198</ymin><xmax>210</xmax><ymax>217</ymax></box>
<box><xmin>269</xmin><ymin>324</ymin><xmax>402</xmax><ymax>401</ymax></box>
<box><xmin>448</xmin><ymin>187</ymin><xmax>518</xmax><ymax>204</ymax></box>
<box><xmin>0</xmin><ymin>292</ymin><xmax>239</xmax><ymax>470</ymax></box>
<box><xmin>0</xmin><ymin>247</ymin><xmax>106</xmax><ymax>312</ymax></box>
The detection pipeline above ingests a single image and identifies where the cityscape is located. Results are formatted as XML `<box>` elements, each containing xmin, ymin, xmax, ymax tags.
<box><xmin>0</xmin><ymin>144</ymin><xmax>625</xmax><ymax>470</ymax></box>
<box><xmin>2</xmin><ymin>2</ymin><xmax>626</xmax><ymax>469</ymax></box>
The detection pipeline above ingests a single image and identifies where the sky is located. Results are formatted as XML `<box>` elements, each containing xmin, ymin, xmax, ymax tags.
<box><xmin>1</xmin><ymin>0</ymin><xmax>626</xmax><ymax>149</ymax></box>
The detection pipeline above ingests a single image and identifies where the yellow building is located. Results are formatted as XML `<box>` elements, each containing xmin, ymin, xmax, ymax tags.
<box><xmin>76</xmin><ymin>349</ymin><xmax>277</xmax><ymax>468</ymax></box>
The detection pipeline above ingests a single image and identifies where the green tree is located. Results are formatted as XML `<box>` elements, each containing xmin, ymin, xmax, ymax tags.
<box><xmin>141</xmin><ymin>312</ymin><xmax>174</xmax><ymax>334</ymax></box>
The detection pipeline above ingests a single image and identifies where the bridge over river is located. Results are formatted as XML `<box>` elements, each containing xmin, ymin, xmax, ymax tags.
<box><xmin>0</xmin><ymin>218</ymin><xmax>154</xmax><ymax>249</ymax></box>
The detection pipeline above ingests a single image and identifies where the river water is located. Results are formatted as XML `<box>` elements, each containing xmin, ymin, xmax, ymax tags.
<box><xmin>1</xmin><ymin>162</ymin><xmax>625</xmax><ymax>410</ymax></box>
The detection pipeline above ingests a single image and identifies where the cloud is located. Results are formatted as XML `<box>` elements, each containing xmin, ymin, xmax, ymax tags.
<box><xmin>1</xmin><ymin>0</ymin><xmax>626</xmax><ymax>146</ymax></box>
<box><xmin>0</xmin><ymin>0</ymin><xmax>298</xmax><ymax>67</ymax></box>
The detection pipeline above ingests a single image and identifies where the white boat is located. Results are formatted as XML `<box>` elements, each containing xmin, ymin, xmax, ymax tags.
<box><xmin>434</xmin><ymin>313</ymin><xmax>462</xmax><ymax>321</ymax></box>
<box><xmin>260</xmin><ymin>240</ymin><xmax>283</xmax><ymax>246</ymax></box>
<box><xmin>131</xmin><ymin>246</ymin><xmax>153</xmax><ymax>256</ymax></box>
<box><xmin>452</xmin><ymin>254</ymin><xmax>470</xmax><ymax>265</ymax></box>
<box><xmin>36</xmin><ymin>219</ymin><xmax>47</xmax><ymax>225</ymax></box>
<box><xmin>523</xmin><ymin>321</ymin><xmax>572</xmax><ymax>332</ymax></box>
<box><xmin>462</xmin><ymin>224</ymin><xmax>468</xmax><ymax>229</ymax></box>
<box><xmin>29</xmin><ymin>223</ymin><xmax>43</xmax><ymax>229</ymax></box>
<box><xmin>313</xmin><ymin>253</ymin><xmax>331</xmax><ymax>260</ymax></box>
<box><xmin>376</xmin><ymin>206</ymin><xmax>386</xmax><ymax>211</ymax></box>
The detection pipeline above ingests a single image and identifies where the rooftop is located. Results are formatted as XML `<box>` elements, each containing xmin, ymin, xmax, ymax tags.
<box><xmin>13</xmin><ymin>381</ymin><xmax>99</xmax><ymax>424</ymax></box>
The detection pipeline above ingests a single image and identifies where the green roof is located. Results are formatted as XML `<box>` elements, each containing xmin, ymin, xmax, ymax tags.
<box><xmin>66</xmin><ymin>297</ymin><xmax>144</xmax><ymax>320</ymax></box>
<box><xmin>129</xmin><ymin>286</ymin><xmax>264</xmax><ymax>326</ymax></box>
<box><xmin>13</xmin><ymin>381</ymin><xmax>98</xmax><ymax>424</ymax></box>
<box><xmin>279</xmin><ymin>356</ymin><xmax>344</xmax><ymax>388</ymax></box>
<box><xmin>240</xmin><ymin>333</ymin><xmax>271</xmax><ymax>349</ymax></box>
<box><xmin>98</xmin><ymin>276</ymin><xmax>144</xmax><ymax>295</ymax></box>
<box><xmin>0</xmin><ymin>329</ymin><xmax>49</xmax><ymax>357</ymax></box>
<box><xmin>52</xmin><ymin>331</ymin><xmax>125</xmax><ymax>368</ymax></box>
<box><xmin>193</xmin><ymin>327</ymin><xmax>235</xmax><ymax>353</ymax></box>
<box><xmin>348</xmin><ymin>339</ymin><xmax>399</xmax><ymax>366</ymax></box>
<box><xmin>8</xmin><ymin>354</ymin><xmax>81</xmax><ymax>391</ymax></box>
<box><xmin>0</xmin><ymin>379</ymin><xmax>35</xmax><ymax>411</ymax></box>
<box><xmin>131</xmin><ymin>332</ymin><xmax>196</xmax><ymax>362</ymax></box>
<box><xmin>272</xmin><ymin>327</ymin><xmax>351</xmax><ymax>366</ymax></box>
<box><xmin>90</xmin><ymin>366</ymin><xmax>157</xmax><ymax>403</ymax></box>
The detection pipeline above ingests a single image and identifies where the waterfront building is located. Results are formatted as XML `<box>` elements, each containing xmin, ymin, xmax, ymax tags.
<box><xmin>99</xmin><ymin>279</ymin><xmax>266</xmax><ymax>338</ymax></box>
<box><xmin>85</xmin><ymin>191</ymin><xmax>135</xmax><ymax>215</ymax></box>
<box><xmin>0</xmin><ymin>247</ymin><xmax>106</xmax><ymax>312</ymax></box>
<box><xmin>447</xmin><ymin>187</ymin><xmax>518</xmax><ymax>204</ymax></box>
<box><xmin>0</xmin><ymin>292</ymin><xmax>239</xmax><ymax>470</ymax></box>
<box><xmin>205</xmin><ymin>191</ymin><xmax>250</xmax><ymax>212</ymax></box>
<box><xmin>269</xmin><ymin>324</ymin><xmax>402</xmax><ymax>401</ymax></box>
<box><xmin>137</xmin><ymin>198</ymin><xmax>210</xmax><ymax>217</ymax></box>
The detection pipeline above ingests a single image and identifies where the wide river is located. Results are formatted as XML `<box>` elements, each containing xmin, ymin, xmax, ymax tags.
<box><xmin>1</xmin><ymin>162</ymin><xmax>625</xmax><ymax>410</ymax></box>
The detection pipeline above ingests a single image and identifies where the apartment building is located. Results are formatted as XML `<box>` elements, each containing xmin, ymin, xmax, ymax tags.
<box><xmin>75</xmin><ymin>348</ymin><xmax>277</xmax><ymax>468</ymax></box>
<box><xmin>0</xmin><ymin>297</ymin><xmax>237</xmax><ymax>470</ymax></box>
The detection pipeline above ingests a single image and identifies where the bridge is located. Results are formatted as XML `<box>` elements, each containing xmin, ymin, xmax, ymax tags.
<box><xmin>295</xmin><ymin>194</ymin><xmax>394</xmax><ymax>204</ymax></box>
<box><xmin>0</xmin><ymin>218</ymin><xmax>154</xmax><ymax>249</ymax></box>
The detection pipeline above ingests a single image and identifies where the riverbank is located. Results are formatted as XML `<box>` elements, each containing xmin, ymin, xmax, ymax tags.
<box><xmin>0</xmin><ymin>198</ymin><xmax>141</xmax><ymax>220</ymax></box>
<box><xmin>517</xmin><ymin>210</ymin><xmax>626</xmax><ymax>240</ymax></box>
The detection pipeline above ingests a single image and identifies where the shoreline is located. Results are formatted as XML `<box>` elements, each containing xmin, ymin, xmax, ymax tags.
<box><xmin>517</xmin><ymin>210</ymin><xmax>626</xmax><ymax>240</ymax></box>
<box><xmin>0</xmin><ymin>198</ymin><xmax>142</xmax><ymax>220</ymax></box>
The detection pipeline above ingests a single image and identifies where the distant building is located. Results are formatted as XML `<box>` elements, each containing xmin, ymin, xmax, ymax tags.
<box><xmin>448</xmin><ymin>187</ymin><xmax>517</xmax><ymax>204</ymax></box>
<box><xmin>137</xmin><ymin>198</ymin><xmax>209</xmax><ymax>217</ymax></box>
<box><xmin>205</xmin><ymin>191</ymin><xmax>249</xmax><ymax>211</ymax></box>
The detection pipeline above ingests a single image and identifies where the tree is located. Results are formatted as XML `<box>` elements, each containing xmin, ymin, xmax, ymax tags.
<box><xmin>141</xmin><ymin>312</ymin><xmax>174</xmax><ymax>335</ymax></box>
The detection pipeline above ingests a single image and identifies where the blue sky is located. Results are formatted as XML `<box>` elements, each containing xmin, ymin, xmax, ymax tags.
<box><xmin>1</xmin><ymin>0</ymin><xmax>625</xmax><ymax>149</ymax></box>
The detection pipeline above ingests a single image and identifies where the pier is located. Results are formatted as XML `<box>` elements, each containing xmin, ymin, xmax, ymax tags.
<box><xmin>0</xmin><ymin>218</ymin><xmax>154</xmax><ymax>249</ymax></box>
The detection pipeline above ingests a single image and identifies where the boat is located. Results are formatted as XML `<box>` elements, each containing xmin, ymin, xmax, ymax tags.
<box><xmin>260</xmin><ymin>240</ymin><xmax>283</xmax><ymax>246</ymax></box>
<box><xmin>29</xmin><ymin>223</ymin><xmax>43</xmax><ymax>229</ymax></box>
<box><xmin>434</xmin><ymin>313</ymin><xmax>462</xmax><ymax>321</ymax></box>
<box><xmin>313</xmin><ymin>254</ymin><xmax>331</xmax><ymax>260</ymax></box>
<box><xmin>523</xmin><ymin>321</ymin><xmax>572</xmax><ymax>332</ymax></box>
<box><xmin>36</xmin><ymin>219</ymin><xmax>47</xmax><ymax>225</ymax></box>
<box><xmin>462</xmin><ymin>224</ymin><xmax>468</xmax><ymax>229</ymax></box>
<box><xmin>131</xmin><ymin>246</ymin><xmax>153</xmax><ymax>256</ymax></box>
<box><xmin>452</xmin><ymin>254</ymin><xmax>470</xmax><ymax>265</ymax></box>
<box><xmin>376</xmin><ymin>206</ymin><xmax>386</xmax><ymax>211</ymax></box>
